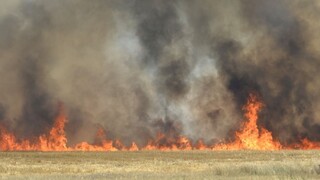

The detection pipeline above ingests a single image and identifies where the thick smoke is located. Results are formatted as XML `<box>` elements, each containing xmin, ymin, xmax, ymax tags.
<box><xmin>0</xmin><ymin>0</ymin><xmax>319</xmax><ymax>145</ymax></box>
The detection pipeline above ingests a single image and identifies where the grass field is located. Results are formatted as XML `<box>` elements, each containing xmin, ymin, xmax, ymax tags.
<box><xmin>0</xmin><ymin>151</ymin><xmax>319</xmax><ymax>179</ymax></box>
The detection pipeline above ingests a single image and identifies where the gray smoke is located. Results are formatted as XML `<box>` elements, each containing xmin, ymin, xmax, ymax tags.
<box><xmin>0</xmin><ymin>0</ymin><xmax>319</xmax><ymax>145</ymax></box>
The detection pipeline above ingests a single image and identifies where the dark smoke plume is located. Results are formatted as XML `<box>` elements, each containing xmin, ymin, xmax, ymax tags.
<box><xmin>0</xmin><ymin>0</ymin><xmax>319</xmax><ymax>145</ymax></box>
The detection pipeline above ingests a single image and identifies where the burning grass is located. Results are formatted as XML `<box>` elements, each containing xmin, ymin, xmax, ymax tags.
<box><xmin>1</xmin><ymin>94</ymin><xmax>320</xmax><ymax>151</ymax></box>
<box><xmin>0</xmin><ymin>151</ymin><xmax>319</xmax><ymax>179</ymax></box>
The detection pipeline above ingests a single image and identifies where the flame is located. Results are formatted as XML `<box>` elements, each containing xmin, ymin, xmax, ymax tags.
<box><xmin>287</xmin><ymin>138</ymin><xmax>320</xmax><ymax>150</ymax></box>
<box><xmin>142</xmin><ymin>133</ymin><xmax>192</xmax><ymax>151</ymax></box>
<box><xmin>0</xmin><ymin>110</ymin><xmax>68</xmax><ymax>151</ymax></box>
<box><xmin>74</xmin><ymin>127</ymin><xmax>117</xmax><ymax>151</ymax></box>
<box><xmin>0</xmin><ymin>94</ymin><xmax>320</xmax><ymax>151</ymax></box>
<box><xmin>213</xmin><ymin>94</ymin><xmax>281</xmax><ymax>150</ymax></box>
<box><xmin>39</xmin><ymin>110</ymin><xmax>68</xmax><ymax>151</ymax></box>
<box><xmin>195</xmin><ymin>139</ymin><xmax>210</xmax><ymax>150</ymax></box>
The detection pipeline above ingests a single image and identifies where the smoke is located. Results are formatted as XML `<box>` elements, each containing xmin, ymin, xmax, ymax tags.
<box><xmin>216</xmin><ymin>0</ymin><xmax>320</xmax><ymax>143</ymax></box>
<box><xmin>0</xmin><ymin>0</ymin><xmax>319</xmax><ymax>145</ymax></box>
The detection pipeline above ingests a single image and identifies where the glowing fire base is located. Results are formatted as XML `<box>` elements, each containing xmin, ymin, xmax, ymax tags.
<box><xmin>1</xmin><ymin>94</ymin><xmax>319</xmax><ymax>151</ymax></box>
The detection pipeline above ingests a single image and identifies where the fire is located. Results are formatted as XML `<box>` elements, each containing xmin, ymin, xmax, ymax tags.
<box><xmin>0</xmin><ymin>93</ymin><xmax>320</xmax><ymax>151</ymax></box>
<box><xmin>213</xmin><ymin>94</ymin><xmax>281</xmax><ymax>150</ymax></box>
<box><xmin>287</xmin><ymin>138</ymin><xmax>320</xmax><ymax>150</ymax></box>
<box><xmin>39</xmin><ymin>109</ymin><xmax>68</xmax><ymax>151</ymax></box>
<box><xmin>195</xmin><ymin>139</ymin><xmax>210</xmax><ymax>150</ymax></box>
<box><xmin>74</xmin><ymin>127</ymin><xmax>118</xmax><ymax>151</ymax></box>
<box><xmin>142</xmin><ymin>133</ymin><xmax>193</xmax><ymax>151</ymax></box>
<box><xmin>0</xmin><ymin>109</ymin><xmax>68</xmax><ymax>151</ymax></box>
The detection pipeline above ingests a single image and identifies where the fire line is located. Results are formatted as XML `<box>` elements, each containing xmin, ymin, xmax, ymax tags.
<box><xmin>0</xmin><ymin>94</ymin><xmax>319</xmax><ymax>151</ymax></box>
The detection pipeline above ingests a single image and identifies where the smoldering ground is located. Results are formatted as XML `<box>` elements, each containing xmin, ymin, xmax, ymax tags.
<box><xmin>0</xmin><ymin>0</ymin><xmax>319</xmax><ymax>146</ymax></box>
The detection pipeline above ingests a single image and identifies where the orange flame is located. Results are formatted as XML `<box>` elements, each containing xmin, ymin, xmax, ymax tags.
<box><xmin>287</xmin><ymin>138</ymin><xmax>320</xmax><ymax>150</ymax></box>
<box><xmin>39</xmin><ymin>110</ymin><xmax>68</xmax><ymax>151</ymax></box>
<box><xmin>213</xmin><ymin>94</ymin><xmax>281</xmax><ymax>150</ymax></box>
<box><xmin>142</xmin><ymin>133</ymin><xmax>192</xmax><ymax>151</ymax></box>
<box><xmin>0</xmin><ymin>94</ymin><xmax>320</xmax><ymax>151</ymax></box>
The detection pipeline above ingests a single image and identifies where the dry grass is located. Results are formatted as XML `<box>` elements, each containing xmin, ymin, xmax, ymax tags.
<box><xmin>0</xmin><ymin>150</ymin><xmax>319</xmax><ymax>179</ymax></box>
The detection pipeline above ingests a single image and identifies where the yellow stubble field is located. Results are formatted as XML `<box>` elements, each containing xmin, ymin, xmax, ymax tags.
<box><xmin>0</xmin><ymin>150</ymin><xmax>319</xmax><ymax>179</ymax></box>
